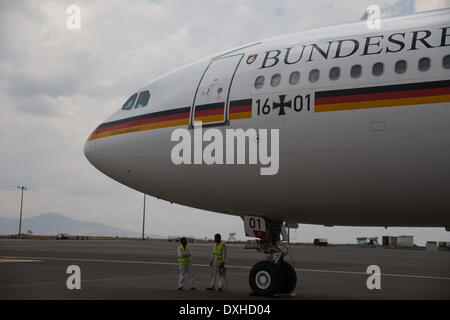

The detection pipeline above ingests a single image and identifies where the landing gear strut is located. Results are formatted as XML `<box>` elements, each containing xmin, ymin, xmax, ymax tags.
<box><xmin>245</xmin><ymin>218</ymin><xmax>297</xmax><ymax>296</ymax></box>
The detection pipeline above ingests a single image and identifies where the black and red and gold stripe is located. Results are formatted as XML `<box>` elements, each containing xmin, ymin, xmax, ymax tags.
<box><xmin>193</xmin><ymin>102</ymin><xmax>226</xmax><ymax>123</ymax></box>
<box><xmin>229</xmin><ymin>98</ymin><xmax>252</xmax><ymax>120</ymax></box>
<box><xmin>88</xmin><ymin>106</ymin><xmax>191</xmax><ymax>141</ymax></box>
<box><xmin>192</xmin><ymin>98</ymin><xmax>253</xmax><ymax>123</ymax></box>
<box><xmin>88</xmin><ymin>99</ymin><xmax>253</xmax><ymax>141</ymax></box>
<box><xmin>315</xmin><ymin>79</ymin><xmax>450</xmax><ymax>112</ymax></box>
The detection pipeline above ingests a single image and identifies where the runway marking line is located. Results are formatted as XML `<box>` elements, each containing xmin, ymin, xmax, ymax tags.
<box><xmin>0</xmin><ymin>258</ymin><xmax>41</xmax><ymax>263</ymax></box>
<box><xmin>2</xmin><ymin>256</ymin><xmax>449</xmax><ymax>281</ymax></box>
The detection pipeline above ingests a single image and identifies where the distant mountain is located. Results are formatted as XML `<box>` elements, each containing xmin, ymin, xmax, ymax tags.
<box><xmin>0</xmin><ymin>212</ymin><xmax>164</xmax><ymax>238</ymax></box>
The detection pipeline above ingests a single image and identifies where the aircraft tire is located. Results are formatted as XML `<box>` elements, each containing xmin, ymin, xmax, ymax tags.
<box><xmin>249</xmin><ymin>261</ymin><xmax>285</xmax><ymax>296</ymax></box>
<box><xmin>279</xmin><ymin>259</ymin><xmax>297</xmax><ymax>293</ymax></box>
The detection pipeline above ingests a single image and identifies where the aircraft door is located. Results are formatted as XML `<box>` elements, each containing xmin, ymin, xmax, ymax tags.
<box><xmin>191</xmin><ymin>54</ymin><xmax>243</xmax><ymax>126</ymax></box>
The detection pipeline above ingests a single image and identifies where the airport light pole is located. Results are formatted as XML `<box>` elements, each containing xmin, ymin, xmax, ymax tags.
<box><xmin>142</xmin><ymin>194</ymin><xmax>146</xmax><ymax>240</ymax></box>
<box><xmin>17</xmin><ymin>186</ymin><xmax>27</xmax><ymax>237</ymax></box>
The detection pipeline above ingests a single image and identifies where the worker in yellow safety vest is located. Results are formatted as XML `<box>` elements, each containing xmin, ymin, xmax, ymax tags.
<box><xmin>177</xmin><ymin>237</ymin><xmax>195</xmax><ymax>290</ymax></box>
<box><xmin>206</xmin><ymin>233</ymin><xmax>227</xmax><ymax>291</ymax></box>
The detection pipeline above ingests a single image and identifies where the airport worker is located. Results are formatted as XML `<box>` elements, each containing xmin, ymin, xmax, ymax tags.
<box><xmin>177</xmin><ymin>237</ymin><xmax>195</xmax><ymax>290</ymax></box>
<box><xmin>206</xmin><ymin>233</ymin><xmax>227</xmax><ymax>291</ymax></box>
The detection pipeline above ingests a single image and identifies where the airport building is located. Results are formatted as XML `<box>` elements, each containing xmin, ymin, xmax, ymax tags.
<box><xmin>382</xmin><ymin>236</ymin><xmax>398</xmax><ymax>246</ymax></box>
<box><xmin>438</xmin><ymin>241</ymin><xmax>450</xmax><ymax>248</ymax></box>
<box><xmin>356</xmin><ymin>237</ymin><xmax>378</xmax><ymax>245</ymax></box>
<box><xmin>356</xmin><ymin>237</ymin><xmax>368</xmax><ymax>245</ymax></box>
<box><xmin>426</xmin><ymin>241</ymin><xmax>438</xmax><ymax>251</ymax></box>
<box><xmin>397</xmin><ymin>235</ymin><xmax>414</xmax><ymax>247</ymax></box>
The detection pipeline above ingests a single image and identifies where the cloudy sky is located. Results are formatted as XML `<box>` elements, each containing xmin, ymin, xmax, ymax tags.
<box><xmin>1</xmin><ymin>0</ymin><xmax>449</xmax><ymax>245</ymax></box>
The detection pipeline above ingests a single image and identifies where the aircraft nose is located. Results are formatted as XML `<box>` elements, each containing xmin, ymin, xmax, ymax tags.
<box><xmin>83</xmin><ymin>138</ymin><xmax>96</xmax><ymax>165</ymax></box>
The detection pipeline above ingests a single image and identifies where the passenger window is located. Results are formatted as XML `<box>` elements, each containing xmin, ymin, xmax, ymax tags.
<box><xmin>309</xmin><ymin>69</ymin><xmax>320</xmax><ymax>83</ymax></box>
<box><xmin>395</xmin><ymin>60</ymin><xmax>407</xmax><ymax>74</ymax></box>
<box><xmin>443</xmin><ymin>55</ymin><xmax>450</xmax><ymax>69</ymax></box>
<box><xmin>350</xmin><ymin>65</ymin><xmax>362</xmax><ymax>78</ymax></box>
<box><xmin>418</xmin><ymin>57</ymin><xmax>431</xmax><ymax>71</ymax></box>
<box><xmin>329</xmin><ymin>67</ymin><xmax>340</xmax><ymax>80</ymax></box>
<box><xmin>372</xmin><ymin>62</ymin><xmax>384</xmax><ymax>76</ymax></box>
<box><xmin>122</xmin><ymin>93</ymin><xmax>138</xmax><ymax>110</ymax></box>
<box><xmin>135</xmin><ymin>90</ymin><xmax>150</xmax><ymax>108</ymax></box>
<box><xmin>254</xmin><ymin>76</ymin><xmax>264</xmax><ymax>89</ymax></box>
<box><xmin>289</xmin><ymin>71</ymin><xmax>300</xmax><ymax>85</ymax></box>
<box><xmin>271</xmin><ymin>74</ymin><xmax>281</xmax><ymax>87</ymax></box>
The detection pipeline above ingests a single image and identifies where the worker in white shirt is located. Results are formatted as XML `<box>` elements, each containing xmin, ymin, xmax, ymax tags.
<box><xmin>177</xmin><ymin>237</ymin><xmax>195</xmax><ymax>290</ymax></box>
<box><xmin>206</xmin><ymin>233</ymin><xmax>227</xmax><ymax>291</ymax></box>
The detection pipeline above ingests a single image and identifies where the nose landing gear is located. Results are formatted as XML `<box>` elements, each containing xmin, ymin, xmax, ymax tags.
<box><xmin>245</xmin><ymin>217</ymin><xmax>297</xmax><ymax>296</ymax></box>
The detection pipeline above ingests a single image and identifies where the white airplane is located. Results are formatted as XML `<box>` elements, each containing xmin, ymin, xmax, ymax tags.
<box><xmin>84</xmin><ymin>9</ymin><xmax>450</xmax><ymax>296</ymax></box>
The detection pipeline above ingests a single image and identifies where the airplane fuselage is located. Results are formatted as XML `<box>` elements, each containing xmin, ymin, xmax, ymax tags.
<box><xmin>84</xmin><ymin>9</ymin><xmax>450</xmax><ymax>228</ymax></box>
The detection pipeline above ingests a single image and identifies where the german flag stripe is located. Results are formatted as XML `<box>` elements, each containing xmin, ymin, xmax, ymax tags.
<box><xmin>94</xmin><ymin>106</ymin><xmax>191</xmax><ymax>131</ymax></box>
<box><xmin>88</xmin><ymin>99</ymin><xmax>253</xmax><ymax>141</ymax></box>
<box><xmin>93</xmin><ymin>111</ymin><xmax>190</xmax><ymax>134</ymax></box>
<box><xmin>194</xmin><ymin>114</ymin><xmax>225</xmax><ymax>123</ymax></box>
<box><xmin>229</xmin><ymin>105</ymin><xmax>252</xmax><ymax>113</ymax></box>
<box><xmin>230</xmin><ymin>111</ymin><xmax>252</xmax><ymax>120</ymax></box>
<box><xmin>230</xmin><ymin>98</ymin><xmax>252</xmax><ymax>107</ymax></box>
<box><xmin>194</xmin><ymin>102</ymin><xmax>225</xmax><ymax>111</ymax></box>
<box><xmin>315</xmin><ymin>79</ymin><xmax>450</xmax><ymax>112</ymax></box>
<box><xmin>230</xmin><ymin>98</ymin><xmax>252</xmax><ymax>112</ymax></box>
<box><xmin>315</xmin><ymin>80</ymin><xmax>450</xmax><ymax>98</ymax></box>
<box><xmin>88</xmin><ymin>118</ymin><xmax>190</xmax><ymax>141</ymax></box>
<box><xmin>194</xmin><ymin>102</ymin><xmax>225</xmax><ymax>121</ymax></box>
<box><xmin>229</xmin><ymin>98</ymin><xmax>252</xmax><ymax>120</ymax></box>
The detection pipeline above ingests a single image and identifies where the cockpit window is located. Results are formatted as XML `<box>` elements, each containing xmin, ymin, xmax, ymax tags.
<box><xmin>122</xmin><ymin>93</ymin><xmax>138</xmax><ymax>110</ymax></box>
<box><xmin>135</xmin><ymin>90</ymin><xmax>150</xmax><ymax>108</ymax></box>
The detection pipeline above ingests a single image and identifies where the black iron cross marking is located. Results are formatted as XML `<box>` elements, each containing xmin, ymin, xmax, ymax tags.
<box><xmin>272</xmin><ymin>95</ymin><xmax>291</xmax><ymax>116</ymax></box>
